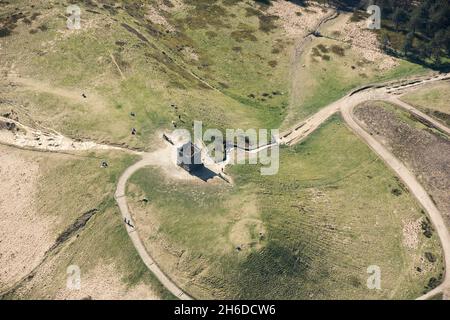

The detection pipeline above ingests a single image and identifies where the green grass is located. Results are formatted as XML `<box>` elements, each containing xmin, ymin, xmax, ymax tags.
<box><xmin>36</xmin><ymin>150</ymin><xmax>137</xmax><ymax>234</ymax></box>
<box><xmin>4</xmin><ymin>148</ymin><xmax>173</xmax><ymax>299</ymax></box>
<box><xmin>128</xmin><ymin>115</ymin><xmax>444</xmax><ymax>299</ymax></box>
<box><xmin>1</xmin><ymin>0</ymin><xmax>293</xmax><ymax>150</ymax></box>
<box><xmin>282</xmin><ymin>33</ymin><xmax>429</xmax><ymax>129</ymax></box>
<box><xmin>2</xmin><ymin>1</ymin><xmax>432</xmax><ymax>144</ymax></box>
<box><xmin>162</xmin><ymin>0</ymin><xmax>292</xmax><ymax>128</ymax></box>
<box><xmin>2</xmin><ymin>0</ymin><xmax>444</xmax><ymax>300</ymax></box>
<box><xmin>371</xmin><ymin>101</ymin><xmax>446</xmax><ymax>138</ymax></box>
<box><xmin>400</xmin><ymin>82</ymin><xmax>450</xmax><ymax>127</ymax></box>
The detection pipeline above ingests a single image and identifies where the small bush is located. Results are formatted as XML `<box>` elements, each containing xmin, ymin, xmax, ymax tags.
<box><xmin>421</xmin><ymin>219</ymin><xmax>433</xmax><ymax>238</ymax></box>
<box><xmin>205</xmin><ymin>31</ymin><xmax>218</xmax><ymax>39</ymax></box>
<box><xmin>231</xmin><ymin>30</ymin><xmax>257</xmax><ymax>42</ymax></box>
<box><xmin>391</xmin><ymin>188</ymin><xmax>402</xmax><ymax>196</ymax></box>
<box><xmin>38</xmin><ymin>24</ymin><xmax>48</xmax><ymax>31</ymax></box>
<box><xmin>0</xmin><ymin>28</ymin><xmax>11</xmax><ymax>37</ymax></box>
<box><xmin>425</xmin><ymin>252</ymin><xmax>436</xmax><ymax>263</ymax></box>
<box><xmin>331</xmin><ymin>45</ymin><xmax>345</xmax><ymax>56</ymax></box>
<box><xmin>427</xmin><ymin>277</ymin><xmax>440</xmax><ymax>289</ymax></box>
<box><xmin>311</xmin><ymin>47</ymin><xmax>322</xmax><ymax>57</ymax></box>
<box><xmin>350</xmin><ymin>10</ymin><xmax>367</xmax><ymax>22</ymax></box>
<box><xmin>317</xmin><ymin>44</ymin><xmax>329</xmax><ymax>53</ymax></box>
<box><xmin>258</xmin><ymin>15</ymin><xmax>278</xmax><ymax>33</ymax></box>
<box><xmin>245</xmin><ymin>7</ymin><xmax>262</xmax><ymax>17</ymax></box>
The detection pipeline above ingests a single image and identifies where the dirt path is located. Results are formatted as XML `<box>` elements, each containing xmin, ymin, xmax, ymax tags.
<box><xmin>286</xmin><ymin>10</ymin><xmax>339</xmax><ymax>127</ymax></box>
<box><xmin>338</xmin><ymin>84</ymin><xmax>450</xmax><ymax>301</ymax></box>
<box><xmin>388</xmin><ymin>96</ymin><xmax>450</xmax><ymax>136</ymax></box>
<box><xmin>282</xmin><ymin>73</ymin><xmax>450</xmax><ymax>145</ymax></box>
<box><xmin>111</xmin><ymin>72</ymin><xmax>449</xmax><ymax>300</ymax></box>
<box><xmin>114</xmin><ymin>147</ymin><xmax>193</xmax><ymax>300</ymax></box>
<box><xmin>1</xmin><ymin>68</ymin><xmax>449</xmax><ymax>300</ymax></box>
<box><xmin>0</xmin><ymin>115</ymin><xmax>137</xmax><ymax>154</ymax></box>
<box><xmin>278</xmin><ymin>73</ymin><xmax>450</xmax><ymax>300</ymax></box>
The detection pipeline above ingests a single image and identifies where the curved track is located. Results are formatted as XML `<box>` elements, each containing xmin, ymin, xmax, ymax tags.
<box><xmin>113</xmin><ymin>73</ymin><xmax>450</xmax><ymax>300</ymax></box>
<box><xmin>1</xmin><ymin>72</ymin><xmax>449</xmax><ymax>300</ymax></box>
<box><xmin>114</xmin><ymin>149</ymin><xmax>193</xmax><ymax>300</ymax></box>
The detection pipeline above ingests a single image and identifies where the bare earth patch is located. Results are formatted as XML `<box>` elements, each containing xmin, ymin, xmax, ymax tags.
<box><xmin>54</xmin><ymin>264</ymin><xmax>159</xmax><ymax>300</ymax></box>
<box><xmin>325</xmin><ymin>14</ymin><xmax>398</xmax><ymax>71</ymax></box>
<box><xmin>268</xmin><ymin>1</ymin><xmax>332</xmax><ymax>37</ymax></box>
<box><xmin>0</xmin><ymin>146</ymin><xmax>53</xmax><ymax>291</ymax></box>
<box><xmin>354</xmin><ymin>102</ymin><xmax>450</xmax><ymax>224</ymax></box>
<box><xmin>158</xmin><ymin>0</ymin><xmax>185</xmax><ymax>13</ymax></box>
<box><xmin>229</xmin><ymin>218</ymin><xmax>265</xmax><ymax>253</ymax></box>
<box><xmin>181</xmin><ymin>46</ymin><xmax>199</xmax><ymax>61</ymax></box>
<box><xmin>402</xmin><ymin>218</ymin><xmax>422</xmax><ymax>250</ymax></box>
<box><xmin>145</xmin><ymin>6</ymin><xmax>175</xmax><ymax>32</ymax></box>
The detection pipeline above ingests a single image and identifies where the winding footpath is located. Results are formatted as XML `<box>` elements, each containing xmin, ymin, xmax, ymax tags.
<box><xmin>341</xmin><ymin>98</ymin><xmax>450</xmax><ymax>301</ymax></box>
<box><xmin>281</xmin><ymin>72</ymin><xmax>450</xmax><ymax>300</ymax></box>
<box><xmin>111</xmin><ymin>72</ymin><xmax>450</xmax><ymax>300</ymax></box>
<box><xmin>114</xmin><ymin>148</ymin><xmax>193</xmax><ymax>300</ymax></box>
<box><xmin>1</xmin><ymin>72</ymin><xmax>449</xmax><ymax>300</ymax></box>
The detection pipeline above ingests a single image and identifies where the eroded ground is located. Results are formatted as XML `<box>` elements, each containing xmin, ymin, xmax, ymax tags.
<box><xmin>400</xmin><ymin>82</ymin><xmax>450</xmax><ymax>127</ymax></box>
<box><xmin>127</xmin><ymin>116</ymin><xmax>444</xmax><ymax>299</ymax></box>
<box><xmin>0</xmin><ymin>146</ymin><xmax>53</xmax><ymax>290</ymax></box>
<box><xmin>354</xmin><ymin>102</ymin><xmax>450</xmax><ymax>225</ymax></box>
<box><xmin>0</xmin><ymin>145</ymin><xmax>168</xmax><ymax>299</ymax></box>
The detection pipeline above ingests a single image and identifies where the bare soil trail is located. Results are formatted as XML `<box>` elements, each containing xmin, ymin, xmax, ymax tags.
<box><xmin>286</xmin><ymin>9</ymin><xmax>339</xmax><ymax>127</ymax></box>
<box><xmin>0</xmin><ymin>114</ymin><xmax>138</xmax><ymax>154</ymax></box>
<box><xmin>112</xmin><ymin>72</ymin><xmax>450</xmax><ymax>300</ymax></box>
<box><xmin>2</xmin><ymin>67</ymin><xmax>450</xmax><ymax>300</ymax></box>
<box><xmin>387</xmin><ymin>96</ymin><xmax>450</xmax><ymax>136</ymax></box>
<box><xmin>114</xmin><ymin>146</ymin><xmax>193</xmax><ymax>300</ymax></box>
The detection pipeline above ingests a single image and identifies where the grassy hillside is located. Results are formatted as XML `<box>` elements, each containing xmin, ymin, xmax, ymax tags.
<box><xmin>354</xmin><ymin>101</ymin><xmax>450</xmax><ymax>226</ymax></box>
<box><xmin>0</xmin><ymin>0</ymin><xmax>297</xmax><ymax>150</ymax></box>
<box><xmin>400</xmin><ymin>82</ymin><xmax>450</xmax><ymax>127</ymax></box>
<box><xmin>282</xmin><ymin>12</ymin><xmax>429</xmax><ymax>129</ymax></box>
<box><xmin>0</xmin><ymin>146</ymin><xmax>173</xmax><ymax>299</ymax></box>
<box><xmin>127</xmin><ymin>115</ymin><xmax>443</xmax><ymax>299</ymax></box>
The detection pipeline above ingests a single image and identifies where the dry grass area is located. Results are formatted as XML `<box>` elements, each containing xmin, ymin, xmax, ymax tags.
<box><xmin>0</xmin><ymin>144</ymin><xmax>170</xmax><ymax>300</ymax></box>
<box><xmin>400</xmin><ymin>82</ymin><xmax>450</xmax><ymax>127</ymax></box>
<box><xmin>354</xmin><ymin>101</ymin><xmax>450</xmax><ymax>225</ymax></box>
<box><xmin>54</xmin><ymin>264</ymin><xmax>159</xmax><ymax>300</ymax></box>
<box><xmin>281</xmin><ymin>9</ymin><xmax>425</xmax><ymax>130</ymax></box>
<box><xmin>321</xmin><ymin>13</ymin><xmax>398</xmax><ymax>71</ymax></box>
<box><xmin>145</xmin><ymin>6</ymin><xmax>175</xmax><ymax>32</ymax></box>
<box><xmin>0</xmin><ymin>145</ymin><xmax>53</xmax><ymax>291</ymax></box>
<box><xmin>267</xmin><ymin>1</ymin><xmax>331</xmax><ymax>37</ymax></box>
<box><xmin>127</xmin><ymin>116</ymin><xmax>444</xmax><ymax>299</ymax></box>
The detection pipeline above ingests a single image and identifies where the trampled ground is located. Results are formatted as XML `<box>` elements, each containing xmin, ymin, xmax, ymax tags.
<box><xmin>127</xmin><ymin>116</ymin><xmax>443</xmax><ymax>299</ymax></box>
<box><xmin>1</xmin><ymin>0</ymin><xmax>448</xmax><ymax>300</ymax></box>
<box><xmin>0</xmin><ymin>144</ymin><xmax>172</xmax><ymax>299</ymax></box>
